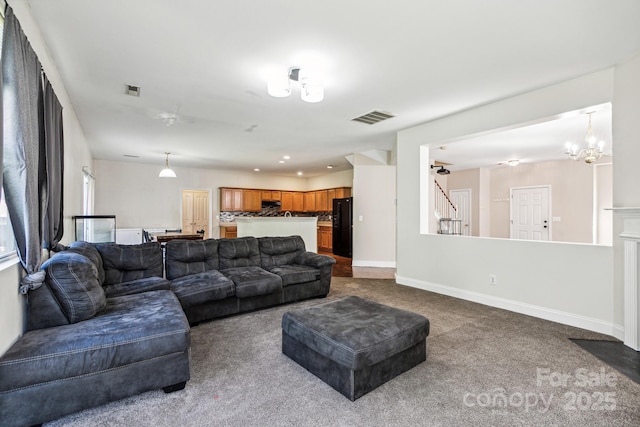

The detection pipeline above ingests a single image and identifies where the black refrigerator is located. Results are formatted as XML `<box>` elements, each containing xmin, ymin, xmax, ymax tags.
<box><xmin>332</xmin><ymin>197</ymin><xmax>353</xmax><ymax>257</ymax></box>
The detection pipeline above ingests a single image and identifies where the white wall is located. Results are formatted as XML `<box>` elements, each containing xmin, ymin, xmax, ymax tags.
<box><xmin>0</xmin><ymin>3</ymin><xmax>93</xmax><ymax>354</ymax></box>
<box><xmin>397</xmin><ymin>69</ymin><xmax>621</xmax><ymax>338</ymax></box>
<box><xmin>307</xmin><ymin>169</ymin><xmax>353</xmax><ymax>190</ymax></box>
<box><xmin>352</xmin><ymin>164</ymin><xmax>396</xmax><ymax>267</ymax></box>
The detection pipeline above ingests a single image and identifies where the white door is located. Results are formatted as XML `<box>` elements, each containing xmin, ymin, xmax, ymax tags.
<box><xmin>182</xmin><ymin>190</ymin><xmax>210</xmax><ymax>236</ymax></box>
<box><xmin>450</xmin><ymin>189</ymin><xmax>471</xmax><ymax>236</ymax></box>
<box><xmin>510</xmin><ymin>186</ymin><xmax>550</xmax><ymax>241</ymax></box>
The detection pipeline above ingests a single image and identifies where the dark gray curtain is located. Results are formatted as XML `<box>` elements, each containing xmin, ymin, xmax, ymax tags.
<box><xmin>2</xmin><ymin>6</ymin><xmax>47</xmax><ymax>294</ymax></box>
<box><xmin>43</xmin><ymin>75</ymin><xmax>64</xmax><ymax>252</ymax></box>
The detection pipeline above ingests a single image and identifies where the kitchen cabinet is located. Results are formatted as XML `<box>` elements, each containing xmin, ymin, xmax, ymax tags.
<box><xmin>220</xmin><ymin>188</ymin><xmax>243</xmax><ymax>211</ymax></box>
<box><xmin>281</xmin><ymin>191</ymin><xmax>293</xmax><ymax>211</ymax></box>
<box><xmin>243</xmin><ymin>189</ymin><xmax>261</xmax><ymax>212</ymax></box>
<box><xmin>317</xmin><ymin>225</ymin><xmax>332</xmax><ymax>252</ymax></box>
<box><xmin>303</xmin><ymin>192</ymin><xmax>316</xmax><ymax>212</ymax></box>
<box><xmin>220</xmin><ymin>226</ymin><xmax>237</xmax><ymax>238</ymax></box>
<box><xmin>335</xmin><ymin>187</ymin><xmax>351</xmax><ymax>199</ymax></box>
<box><xmin>327</xmin><ymin>189</ymin><xmax>336</xmax><ymax>206</ymax></box>
<box><xmin>261</xmin><ymin>190</ymin><xmax>281</xmax><ymax>201</ymax></box>
<box><xmin>315</xmin><ymin>190</ymin><xmax>328</xmax><ymax>212</ymax></box>
<box><xmin>292</xmin><ymin>192</ymin><xmax>304</xmax><ymax>211</ymax></box>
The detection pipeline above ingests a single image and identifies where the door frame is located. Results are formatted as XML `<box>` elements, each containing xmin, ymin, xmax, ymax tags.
<box><xmin>180</xmin><ymin>188</ymin><xmax>212</xmax><ymax>238</ymax></box>
<box><xmin>509</xmin><ymin>185</ymin><xmax>552</xmax><ymax>241</ymax></box>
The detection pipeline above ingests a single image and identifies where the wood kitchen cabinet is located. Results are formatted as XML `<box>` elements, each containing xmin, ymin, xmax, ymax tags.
<box><xmin>220</xmin><ymin>188</ymin><xmax>243</xmax><ymax>211</ymax></box>
<box><xmin>292</xmin><ymin>192</ymin><xmax>304</xmax><ymax>211</ymax></box>
<box><xmin>315</xmin><ymin>190</ymin><xmax>328</xmax><ymax>212</ymax></box>
<box><xmin>327</xmin><ymin>189</ymin><xmax>336</xmax><ymax>206</ymax></box>
<box><xmin>303</xmin><ymin>192</ymin><xmax>316</xmax><ymax>212</ymax></box>
<box><xmin>243</xmin><ymin>189</ymin><xmax>261</xmax><ymax>212</ymax></box>
<box><xmin>220</xmin><ymin>226</ymin><xmax>237</xmax><ymax>238</ymax></box>
<box><xmin>261</xmin><ymin>190</ymin><xmax>281</xmax><ymax>201</ymax></box>
<box><xmin>281</xmin><ymin>191</ymin><xmax>293</xmax><ymax>211</ymax></box>
<box><xmin>282</xmin><ymin>191</ymin><xmax>304</xmax><ymax>212</ymax></box>
<box><xmin>317</xmin><ymin>225</ymin><xmax>332</xmax><ymax>251</ymax></box>
<box><xmin>335</xmin><ymin>187</ymin><xmax>351</xmax><ymax>199</ymax></box>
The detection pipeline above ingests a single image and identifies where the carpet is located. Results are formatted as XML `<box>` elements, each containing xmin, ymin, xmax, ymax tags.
<box><xmin>46</xmin><ymin>278</ymin><xmax>640</xmax><ymax>427</ymax></box>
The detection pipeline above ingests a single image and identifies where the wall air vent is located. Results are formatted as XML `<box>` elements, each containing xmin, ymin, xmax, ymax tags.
<box><xmin>126</xmin><ymin>84</ymin><xmax>141</xmax><ymax>97</ymax></box>
<box><xmin>351</xmin><ymin>110</ymin><xmax>395</xmax><ymax>125</ymax></box>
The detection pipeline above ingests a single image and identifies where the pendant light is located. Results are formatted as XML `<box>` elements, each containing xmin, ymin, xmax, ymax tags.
<box><xmin>159</xmin><ymin>152</ymin><xmax>176</xmax><ymax>178</ymax></box>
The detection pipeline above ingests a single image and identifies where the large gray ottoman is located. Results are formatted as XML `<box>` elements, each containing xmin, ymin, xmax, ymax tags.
<box><xmin>282</xmin><ymin>295</ymin><xmax>430</xmax><ymax>401</ymax></box>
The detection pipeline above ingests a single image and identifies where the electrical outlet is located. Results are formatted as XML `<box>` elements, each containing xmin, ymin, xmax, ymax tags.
<box><xmin>489</xmin><ymin>274</ymin><xmax>497</xmax><ymax>285</ymax></box>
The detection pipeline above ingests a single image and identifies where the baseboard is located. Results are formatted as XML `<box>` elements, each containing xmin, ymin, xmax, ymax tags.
<box><xmin>396</xmin><ymin>275</ymin><xmax>624</xmax><ymax>341</ymax></box>
<box><xmin>352</xmin><ymin>260</ymin><xmax>397</xmax><ymax>268</ymax></box>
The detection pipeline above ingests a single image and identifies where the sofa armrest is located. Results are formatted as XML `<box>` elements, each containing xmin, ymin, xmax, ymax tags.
<box><xmin>294</xmin><ymin>252</ymin><xmax>336</xmax><ymax>268</ymax></box>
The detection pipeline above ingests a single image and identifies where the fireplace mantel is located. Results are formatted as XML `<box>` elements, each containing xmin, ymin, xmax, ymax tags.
<box><xmin>610</xmin><ymin>208</ymin><xmax>640</xmax><ymax>350</ymax></box>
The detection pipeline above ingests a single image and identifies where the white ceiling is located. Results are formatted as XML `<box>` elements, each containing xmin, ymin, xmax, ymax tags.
<box><xmin>21</xmin><ymin>0</ymin><xmax>640</xmax><ymax>177</ymax></box>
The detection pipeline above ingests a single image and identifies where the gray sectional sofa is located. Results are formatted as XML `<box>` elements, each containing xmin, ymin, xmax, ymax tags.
<box><xmin>0</xmin><ymin>241</ymin><xmax>190</xmax><ymax>427</ymax></box>
<box><xmin>0</xmin><ymin>235</ymin><xmax>335</xmax><ymax>426</ymax></box>
<box><xmin>166</xmin><ymin>235</ymin><xmax>336</xmax><ymax>324</ymax></box>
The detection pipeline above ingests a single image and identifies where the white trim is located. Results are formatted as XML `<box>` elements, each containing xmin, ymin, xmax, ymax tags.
<box><xmin>352</xmin><ymin>260</ymin><xmax>396</xmax><ymax>268</ymax></box>
<box><xmin>396</xmin><ymin>275</ymin><xmax>623</xmax><ymax>340</ymax></box>
<box><xmin>0</xmin><ymin>253</ymin><xmax>19</xmax><ymax>272</ymax></box>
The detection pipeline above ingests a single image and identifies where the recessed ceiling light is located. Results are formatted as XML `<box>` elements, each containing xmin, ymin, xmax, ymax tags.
<box><xmin>327</xmin><ymin>165</ymin><xmax>334</xmax><ymax>169</ymax></box>
<box><xmin>254</xmin><ymin>168</ymin><xmax>260</xmax><ymax>172</ymax></box>
<box><xmin>283</xmin><ymin>155</ymin><xmax>291</xmax><ymax>160</ymax></box>
<box><xmin>279</xmin><ymin>160</ymin><xmax>285</xmax><ymax>164</ymax></box>
<box><xmin>297</xmin><ymin>171</ymin><xmax>303</xmax><ymax>176</ymax></box>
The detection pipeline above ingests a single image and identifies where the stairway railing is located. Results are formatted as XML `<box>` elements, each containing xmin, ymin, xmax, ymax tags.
<box><xmin>434</xmin><ymin>179</ymin><xmax>457</xmax><ymax>219</ymax></box>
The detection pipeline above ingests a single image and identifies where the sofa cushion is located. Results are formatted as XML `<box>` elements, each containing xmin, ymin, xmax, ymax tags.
<box><xmin>267</xmin><ymin>265</ymin><xmax>320</xmax><ymax>286</ymax></box>
<box><xmin>95</xmin><ymin>242</ymin><xmax>164</xmax><ymax>285</ymax></box>
<box><xmin>218</xmin><ymin>237</ymin><xmax>261</xmax><ymax>270</ymax></box>
<box><xmin>32</xmin><ymin>251</ymin><xmax>107</xmax><ymax>328</ymax></box>
<box><xmin>258</xmin><ymin>236</ymin><xmax>305</xmax><ymax>269</ymax></box>
<box><xmin>165</xmin><ymin>239</ymin><xmax>219</xmax><ymax>280</ymax></box>
<box><xmin>220</xmin><ymin>266</ymin><xmax>282</xmax><ymax>298</ymax></box>
<box><xmin>0</xmin><ymin>290</ymin><xmax>189</xmax><ymax>393</ymax></box>
<box><xmin>103</xmin><ymin>276</ymin><xmax>171</xmax><ymax>298</ymax></box>
<box><xmin>170</xmin><ymin>270</ymin><xmax>235</xmax><ymax>307</ymax></box>
<box><xmin>66</xmin><ymin>241</ymin><xmax>105</xmax><ymax>284</ymax></box>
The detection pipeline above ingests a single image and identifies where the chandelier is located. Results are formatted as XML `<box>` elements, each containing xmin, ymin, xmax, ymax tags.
<box><xmin>565</xmin><ymin>112</ymin><xmax>605</xmax><ymax>164</ymax></box>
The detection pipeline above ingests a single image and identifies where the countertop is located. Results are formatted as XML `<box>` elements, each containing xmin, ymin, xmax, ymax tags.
<box><xmin>221</xmin><ymin>219</ymin><xmax>331</xmax><ymax>227</ymax></box>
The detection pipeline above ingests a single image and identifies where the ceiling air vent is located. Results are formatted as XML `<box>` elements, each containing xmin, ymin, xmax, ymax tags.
<box><xmin>125</xmin><ymin>84</ymin><xmax>141</xmax><ymax>97</ymax></box>
<box><xmin>351</xmin><ymin>110</ymin><xmax>395</xmax><ymax>125</ymax></box>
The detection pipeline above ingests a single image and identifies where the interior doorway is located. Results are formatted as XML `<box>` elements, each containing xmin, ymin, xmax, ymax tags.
<box><xmin>450</xmin><ymin>188</ymin><xmax>471</xmax><ymax>236</ymax></box>
<box><xmin>510</xmin><ymin>186</ymin><xmax>550</xmax><ymax>241</ymax></box>
<box><xmin>182</xmin><ymin>189</ymin><xmax>210</xmax><ymax>237</ymax></box>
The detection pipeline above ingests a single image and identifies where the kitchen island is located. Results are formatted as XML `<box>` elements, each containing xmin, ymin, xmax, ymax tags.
<box><xmin>235</xmin><ymin>217</ymin><xmax>318</xmax><ymax>253</ymax></box>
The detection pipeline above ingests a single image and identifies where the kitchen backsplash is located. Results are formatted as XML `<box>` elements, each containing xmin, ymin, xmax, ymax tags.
<box><xmin>220</xmin><ymin>207</ymin><xmax>332</xmax><ymax>222</ymax></box>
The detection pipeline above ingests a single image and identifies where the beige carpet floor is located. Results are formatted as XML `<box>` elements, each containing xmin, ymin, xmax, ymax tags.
<box><xmin>46</xmin><ymin>278</ymin><xmax>640</xmax><ymax>427</ymax></box>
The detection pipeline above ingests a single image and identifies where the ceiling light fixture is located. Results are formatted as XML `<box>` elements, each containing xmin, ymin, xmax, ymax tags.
<box><xmin>507</xmin><ymin>159</ymin><xmax>520</xmax><ymax>167</ymax></box>
<box><xmin>267</xmin><ymin>67</ymin><xmax>324</xmax><ymax>103</ymax></box>
<box><xmin>565</xmin><ymin>112</ymin><xmax>606</xmax><ymax>164</ymax></box>
<box><xmin>431</xmin><ymin>165</ymin><xmax>450</xmax><ymax>175</ymax></box>
<box><xmin>158</xmin><ymin>152</ymin><xmax>176</xmax><ymax>178</ymax></box>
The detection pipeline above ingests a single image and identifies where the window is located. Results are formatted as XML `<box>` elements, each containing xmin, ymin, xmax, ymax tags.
<box><xmin>0</xmin><ymin>7</ymin><xmax>16</xmax><ymax>261</ymax></box>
